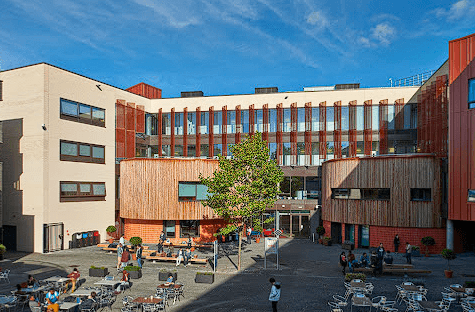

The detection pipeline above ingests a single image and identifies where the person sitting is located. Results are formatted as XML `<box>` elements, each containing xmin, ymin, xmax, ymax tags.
<box><xmin>184</xmin><ymin>248</ymin><xmax>192</xmax><ymax>267</ymax></box>
<box><xmin>45</xmin><ymin>288</ymin><xmax>60</xmax><ymax>312</ymax></box>
<box><xmin>27</xmin><ymin>275</ymin><xmax>39</xmax><ymax>287</ymax></box>
<box><xmin>115</xmin><ymin>271</ymin><xmax>130</xmax><ymax>293</ymax></box>
<box><xmin>384</xmin><ymin>250</ymin><xmax>394</xmax><ymax>265</ymax></box>
<box><xmin>370</xmin><ymin>251</ymin><xmax>383</xmax><ymax>276</ymax></box>
<box><xmin>347</xmin><ymin>252</ymin><xmax>358</xmax><ymax>272</ymax></box>
<box><xmin>165</xmin><ymin>246</ymin><xmax>172</xmax><ymax>257</ymax></box>
<box><xmin>64</xmin><ymin>267</ymin><xmax>80</xmax><ymax>293</ymax></box>
<box><xmin>15</xmin><ymin>284</ymin><xmax>26</xmax><ymax>295</ymax></box>
<box><xmin>187</xmin><ymin>236</ymin><xmax>193</xmax><ymax>248</ymax></box>
<box><xmin>359</xmin><ymin>252</ymin><xmax>370</xmax><ymax>268</ymax></box>
<box><xmin>176</xmin><ymin>248</ymin><xmax>184</xmax><ymax>266</ymax></box>
<box><xmin>80</xmin><ymin>291</ymin><xmax>97</xmax><ymax>310</ymax></box>
<box><xmin>165</xmin><ymin>273</ymin><xmax>174</xmax><ymax>285</ymax></box>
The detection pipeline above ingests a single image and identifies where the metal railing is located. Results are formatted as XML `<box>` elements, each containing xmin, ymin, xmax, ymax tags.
<box><xmin>390</xmin><ymin>70</ymin><xmax>436</xmax><ymax>87</ymax></box>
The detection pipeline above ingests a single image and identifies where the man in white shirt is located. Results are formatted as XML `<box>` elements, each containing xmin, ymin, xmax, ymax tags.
<box><xmin>119</xmin><ymin>234</ymin><xmax>125</xmax><ymax>245</ymax></box>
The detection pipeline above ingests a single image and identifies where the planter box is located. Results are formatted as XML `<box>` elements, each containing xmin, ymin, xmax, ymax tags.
<box><xmin>128</xmin><ymin>270</ymin><xmax>142</xmax><ymax>279</ymax></box>
<box><xmin>159</xmin><ymin>272</ymin><xmax>177</xmax><ymax>282</ymax></box>
<box><xmin>342</xmin><ymin>242</ymin><xmax>354</xmax><ymax>250</ymax></box>
<box><xmin>195</xmin><ymin>273</ymin><xmax>214</xmax><ymax>284</ymax></box>
<box><xmin>89</xmin><ymin>268</ymin><xmax>108</xmax><ymax>277</ymax></box>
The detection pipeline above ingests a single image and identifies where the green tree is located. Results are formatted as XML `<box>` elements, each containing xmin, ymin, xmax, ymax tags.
<box><xmin>200</xmin><ymin>133</ymin><xmax>284</xmax><ymax>270</ymax></box>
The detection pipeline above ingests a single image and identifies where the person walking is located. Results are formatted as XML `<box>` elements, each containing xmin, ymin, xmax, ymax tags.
<box><xmin>117</xmin><ymin>243</ymin><xmax>124</xmax><ymax>271</ymax></box>
<box><xmin>268</xmin><ymin>277</ymin><xmax>281</xmax><ymax>312</ymax></box>
<box><xmin>339</xmin><ymin>252</ymin><xmax>347</xmax><ymax>275</ymax></box>
<box><xmin>119</xmin><ymin>234</ymin><xmax>125</xmax><ymax>245</ymax></box>
<box><xmin>405</xmin><ymin>242</ymin><xmax>412</xmax><ymax>264</ymax></box>
<box><xmin>247</xmin><ymin>227</ymin><xmax>252</xmax><ymax>244</ymax></box>
<box><xmin>394</xmin><ymin>234</ymin><xmax>400</xmax><ymax>253</ymax></box>
<box><xmin>157</xmin><ymin>231</ymin><xmax>165</xmax><ymax>253</ymax></box>
<box><xmin>120</xmin><ymin>247</ymin><xmax>130</xmax><ymax>269</ymax></box>
<box><xmin>136</xmin><ymin>244</ymin><xmax>143</xmax><ymax>269</ymax></box>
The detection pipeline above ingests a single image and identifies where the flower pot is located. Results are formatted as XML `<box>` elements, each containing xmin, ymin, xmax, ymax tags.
<box><xmin>195</xmin><ymin>273</ymin><xmax>214</xmax><ymax>284</ymax></box>
<box><xmin>444</xmin><ymin>270</ymin><xmax>453</xmax><ymax>278</ymax></box>
<box><xmin>89</xmin><ymin>268</ymin><xmax>108</xmax><ymax>277</ymax></box>
<box><xmin>256</xmin><ymin>238</ymin><xmax>260</xmax><ymax>244</ymax></box>
<box><xmin>108</xmin><ymin>238</ymin><xmax>114</xmax><ymax>244</ymax></box>
<box><xmin>128</xmin><ymin>269</ymin><xmax>142</xmax><ymax>279</ymax></box>
<box><xmin>158</xmin><ymin>272</ymin><xmax>177</xmax><ymax>282</ymax></box>
<box><xmin>132</xmin><ymin>254</ymin><xmax>137</xmax><ymax>260</ymax></box>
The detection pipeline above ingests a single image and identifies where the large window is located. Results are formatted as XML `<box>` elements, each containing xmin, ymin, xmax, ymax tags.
<box><xmin>164</xmin><ymin>220</ymin><xmax>175</xmax><ymax>238</ymax></box>
<box><xmin>227</xmin><ymin>111</ymin><xmax>236</xmax><ymax>133</ymax></box>
<box><xmin>327</xmin><ymin>107</ymin><xmax>334</xmax><ymax>131</ymax></box>
<box><xmin>187</xmin><ymin>112</ymin><xmax>196</xmax><ymax>135</ymax></box>
<box><xmin>468</xmin><ymin>189</ymin><xmax>475</xmax><ymax>202</ymax></box>
<box><xmin>312</xmin><ymin>107</ymin><xmax>319</xmax><ymax>131</ymax></box>
<box><xmin>356</xmin><ymin>106</ymin><xmax>364</xmax><ymax>130</ymax></box>
<box><xmin>283</xmin><ymin>109</ymin><xmax>291</xmax><ymax>132</ymax></box>
<box><xmin>469</xmin><ymin>78</ymin><xmax>475</xmax><ymax>109</ymax></box>
<box><xmin>255</xmin><ymin>109</ymin><xmax>263</xmax><ymax>132</ymax></box>
<box><xmin>174</xmin><ymin>112</ymin><xmax>183</xmax><ymax>135</ymax></box>
<box><xmin>180</xmin><ymin>220</ymin><xmax>200</xmax><ymax>237</ymax></box>
<box><xmin>331</xmin><ymin>188</ymin><xmax>390</xmax><ymax>200</ymax></box>
<box><xmin>60</xmin><ymin>181</ymin><xmax>106</xmax><ymax>202</ymax></box>
<box><xmin>200</xmin><ymin>144</ymin><xmax>209</xmax><ymax>158</ymax></box>
<box><xmin>213</xmin><ymin>111</ymin><xmax>222</xmax><ymax>134</ymax></box>
<box><xmin>200</xmin><ymin>112</ymin><xmax>209</xmax><ymax>134</ymax></box>
<box><xmin>60</xmin><ymin>99</ymin><xmax>105</xmax><ymax>127</ymax></box>
<box><xmin>410</xmin><ymin>188</ymin><xmax>431</xmax><ymax>201</ymax></box>
<box><xmin>162</xmin><ymin>113</ymin><xmax>171</xmax><ymax>135</ymax></box>
<box><xmin>145</xmin><ymin>113</ymin><xmax>158</xmax><ymax>135</ymax></box>
<box><xmin>60</xmin><ymin>140</ymin><xmax>105</xmax><ymax>164</ymax></box>
<box><xmin>269</xmin><ymin>109</ymin><xmax>277</xmax><ymax>132</ymax></box>
<box><xmin>341</xmin><ymin>106</ymin><xmax>349</xmax><ymax>131</ymax></box>
<box><xmin>241</xmin><ymin>110</ymin><xmax>249</xmax><ymax>133</ymax></box>
<box><xmin>372</xmin><ymin>105</ymin><xmax>379</xmax><ymax>130</ymax></box>
<box><xmin>178</xmin><ymin>182</ymin><xmax>211</xmax><ymax>201</ymax></box>
<box><xmin>297</xmin><ymin>108</ymin><xmax>305</xmax><ymax>132</ymax></box>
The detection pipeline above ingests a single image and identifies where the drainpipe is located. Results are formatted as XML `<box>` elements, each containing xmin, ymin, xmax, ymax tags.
<box><xmin>446</xmin><ymin>219</ymin><xmax>454</xmax><ymax>250</ymax></box>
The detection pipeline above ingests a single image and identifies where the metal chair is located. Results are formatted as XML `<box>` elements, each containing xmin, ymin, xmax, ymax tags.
<box><xmin>0</xmin><ymin>270</ymin><xmax>11</xmax><ymax>284</ymax></box>
<box><xmin>328</xmin><ymin>301</ymin><xmax>343</xmax><ymax>312</ymax></box>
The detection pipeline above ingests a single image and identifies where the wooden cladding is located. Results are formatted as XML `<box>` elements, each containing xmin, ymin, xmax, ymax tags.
<box><xmin>322</xmin><ymin>155</ymin><xmax>443</xmax><ymax>228</ymax></box>
<box><xmin>120</xmin><ymin>158</ymin><xmax>219</xmax><ymax>220</ymax></box>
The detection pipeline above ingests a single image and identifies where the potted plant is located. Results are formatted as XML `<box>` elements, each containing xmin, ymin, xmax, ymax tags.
<box><xmin>0</xmin><ymin>244</ymin><xmax>6</xmax><ymax>261</ymax></box>
<box><xmin>316</xmin><ymin>226</ymin><xmax>325</xmax><ymax>244</ymax></box>
<box><xmin>323</xmin><ymin>237</ymin><xmax>332</xmax><ymax>246</ymax></box>
<box><xmin>195</xmin><ymin>272</ymin><xmax>214</xmax><ymax>284</ymax></box>
<box><xmin>106</xmin><ymin>225</ymin><xmax>116</xmax><ymax>244</ymax></box>
<box><xmin>344</xmin><ymin>273</ymin><xmax>366</xmax><ymax>282</ymax></box>
<box><xmin>441</xmin><ymin>248</ymin><xmax>456</xmax><ymax>278</ymax></box>
<box><xmin>158</xmin><ymin>269</ymin><xmax>177</xmax><ymax>282</ymax></box>
<box><xmin>89</xmin><ymin>266</ymin><xmax>108</xmax><ymax>277</ymax></box>
<box><xmin>411</xmin><ymin>245</ymin><xmax>420</xmax><ymax>257</ymax></box>
<box><xmin>123</xmin><ymin>265</ymin><xmax>142</xmax><ymax>279</ymax></box>
<box><xmin>421</xmin><ymin>236</ymin><xmax>435</xmax><ymax>256</ymax></box>
<box><xmin>129</xmin><ymin>237</ymin><xmax>142</xmax><ymax>260</ymax></box>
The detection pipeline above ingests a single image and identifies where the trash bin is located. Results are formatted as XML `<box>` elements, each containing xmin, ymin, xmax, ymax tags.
<box><xmin>81</xmin><ymin>232</ymin><xmax>88</xmax><ymax>247</ymax></box>
<box><xmin>87</xmin><ymin>231</ymin><xmax>94</xmax><ymax>246</ymax></box>
<box><xmin>72</xmin><ymin>232</ymin><xmax>82</xmax><ymax>248</ymax></box>
<box><xmin>92</xmin><ymin>231</ymin><xmax>100</xmax><ymax>245</ymax></box>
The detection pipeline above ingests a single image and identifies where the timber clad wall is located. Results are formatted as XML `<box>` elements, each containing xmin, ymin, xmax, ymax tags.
<box><xmin>120</xmin><ymin>158</ymin><xmax>219</xmax><ymax>220</ymax></box>
<box><xmin>322</xmin><ymin>155</ymin><xmax>443</xmax><ymax>228</ymax></box>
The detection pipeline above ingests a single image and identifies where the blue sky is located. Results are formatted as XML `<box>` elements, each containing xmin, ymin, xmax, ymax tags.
<box><xmin>1</xmin><ymin>0</ymin><xmax>474</xmax><ymax>97</ymax></box>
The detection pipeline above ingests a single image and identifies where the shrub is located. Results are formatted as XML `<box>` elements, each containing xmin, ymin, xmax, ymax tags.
<box><xmin>412</xmin><ymin>246</ymin><xmax>420</xmax><ymax>251</ymax></box>
<box><xmin>421</xmin><ymin>236</ymin><xmax>435</xmax><ymax>246</ymax></box>
<box><xmin>106</xmin><ymin>225</ymin><xmax>117</xmax><ymax>233</ymax></box>
<box><xmin>316</xmin><ymin>226</ymin><xmax>325</xmax><ymax>236</ymax></box>
<box><xmin>344</xmin><ymin>273</ymin><xmax>366</xmax><ymax>282</ymax></box>
<box><xmin>90</xmin><ymin>266</ymin><xmax>106</xmax><ymax>269</ymax></box>
<box><xmin>129</xmin><ymin>237</ymin><xmax>142</xmax><ymax>246</ymax></box>
<box><xmin>441</xmin><ymin>248</ymin><xmax>456</xmax><ymax>270</ymax></box>
<box><xmin>0</xmin><ymin>244</ymin><xmax>6</xmax><ymax>254</ymax></box>
<box><xmin>123</xmin><ymin>265</ymin><xmax>141</xmax><ymax>271</ymax></box>
<box><xmin>196</xmin><ymin>272</ymin><xmax>214</xmax><ymax>275</ymax></box>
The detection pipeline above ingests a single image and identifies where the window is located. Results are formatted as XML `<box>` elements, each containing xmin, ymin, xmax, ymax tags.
<box><xmin>331</xmin><ymin>188</ymin><xmax>390</xmax><ymax>200</ymax></box>
<box><xmin>200</xmin><ymin>112</ymin><xmax>209</xmax><ymax>134</ymax></box>
<box><xmin>175</xmin><ymin>145</ymin><xmax>183</xmax><ymax>157</ymax></box>
<box><xmin>164</xmin><ymin>220</ymin><xmax>175</xmax><ymax>238</ymax></box>
<box><xmin>0</xmin><ymin>80</ymin><xmax>3</xmax><ymax>101</ymax></box>
<box><xmin>341</xmin><ymin>107</ymin><xmax>349</xmax><ymax>131</ymax></box>
<box><xmin>411</xmin><ymin>188</ymin><xmax>431</xmax><ymax>201</ymax></box>
<box><xmin>178</xmin><ymin>182</ymin><xmax>211</xmax><ymax>201</ymax></box>
<box><xmin>283</xmin><ymin>109</ymin><xmax>291</xmax><ymax>132</ymax></box>
<box><xmin>332</xmin><ymin>188</ymin><xmax>349</xmax><ymax>199</ymax></box>
<box><xmin>227</xmin><ymin>111</ymin><xmax>236</xmax><ymax>133</ymax></box>
<box><xmin>60</xmin><ymin>140</ymin><xmax>105</xmax><ymax>164</ymax></box>
<box><xmin>187</xmin><ymin>112</ymin><xmax>196</xmax><ymax>135</ymax></box>
<box><xmin>162</xmin><ymin>113</ymin><xmax>171</xmax><ymax>135</ymax></box>
<box><xmin>356</xmin><ymin>106</ymin><xmax>364</xmax><ymax>130</ymax></box>
<box><xmin>269</xmin><ymin>109</ymin><xmax>277</xmax><ymax>132</ymax></box>
<box><xmin>327</xmin><ymin>107</ymin><xmax>334</xmax><ymax>131</ymax></box>
<box><xmin>60</xmin><ymin>181</ymin><xmax>106</xmax><ymax>202</ymax></box>
<box><xmin>200</xmin><ymin>144</ymin><xmax>209</xmax><ymax>158</ymax></box>
<box><xmin>145</xmin><ymin>113</ymin><xmax>158</xmax><ymax>135</ymax></box>
<box><xmin>468</xmin><ymin>190</ymin><xmax>475</xmax><ymax>202</ymax></box>
<box><xmin>469</xmin><ymin>78</ymin><xmax>475</xmax><ymax>109</ymax></box>
<box><xmin>297</xmin><ymin>108</ymin><xmax>305</xmax><ymax>132</ymax></box>
<box><xmin>174</xmin><ymin>112</ymin><xmax>183</xmax><ymax>135</ymax></box>
<box><xmin>241</xmin><ymin>110</ymin><xmax>249</xmax><ymax>133</ymax></box>
<box><xmin>213</xmin><ymin>111</ymin><xmax>222</xmax><ymax>134</ymax></box>
<box><xmin>60</xmin><ymin>99</ymin><xmax>105</xmax><ymax>127</ymax></box>
<box><xmin>311</xmin><ymin>107</ymin><xmax>319</xmax><ymax>131</ymax></box>
<box><xmin>180</xmin><ymin>220</ymin><xmax>200</xmax><ymax>237</ymax></box>
<box><xmin>187</xmin><ymin>144</ymin><xmax>196</xmax><ymax>157</ymax></box>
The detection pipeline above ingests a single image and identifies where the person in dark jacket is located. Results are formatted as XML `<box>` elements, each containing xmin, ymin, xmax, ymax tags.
<box><xmin>339</xmin><ymin>252</ymin><xmax>347</xmax><ymax>275</ymax></box>
<box><xmin>268</xmin><ymin>277</ymin><xmax>281</xmax><ymax>312</ymax></box>
<box><xmin>136</xmin><ymin>244</ymin><xmax>143</xmax><ymax>269</ymax></box>
<box><xmin>394</xmin><ymin>234</ymin><xmax>400</xmax><ymax>253</ymax></box>
<box><xmin>384</xmin><ymin>250</ymin><xmax>393</xmax><ymax>264</ymax></box>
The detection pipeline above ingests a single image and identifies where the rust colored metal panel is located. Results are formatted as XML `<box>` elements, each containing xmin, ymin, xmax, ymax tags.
<box><xmin>379</xmin><ymin>100</ymin><xmax>388</xmax><ymax>155</ymax></box>
<box><xmin>305</xmin><ymin>102</ymin><xmax>312</xmax><ymax>157</ymax></box>
<box><xmin>394</xmin><ymin>99</ymin><xmax>404</xmax><ymax>130</ymax></box>
<box><xmin>116</xmin><ymin>101</ymin><xmax>126</xmax><ymax>129</ymax></box>
<box><xmin>209</xmin><ymin>107</ymin><xmax>214</xmax><ymax>158</ymax></box>
<box><xmin>222</xmin><ymin>106</ymin><xmax>227</xmax><ymax>157</ymax></box>
<box><xmin>157</xmin><ymin>109</ymin><xmax>163</xmax><ymax>156</ymax></box>
<box><xmin>364</xmin><ymin>100</ymin><xmax>372</xmax><ymax>155</ymax></box>
<box><xmin>449</xmin><ymin>33</ymin><xmax>475</xmax><ymax>84</ymax></box>
<box><xmin>126</xmin><ymin>130</ymin><xmax>135</xmax><ymax>158</ymax></box>
<box><xmin>116</xmin><ymin>128</ymin><xmax>126</xmax><ymax>158</ymax></box>
<box><xmin>249</xmin><ymin>104</ymin><xmax>255</xmax><ymax>135</ymax></box>
<box><xmin>136</xmin><ymin>105</ymin><xmax>145</xmax><ymax>133</ymax></box>
<box><xmin>291</xmin><ymin>103</ymin><xmax>298</xmax><ymax>164</ymax></box>
<box><xmin>235</xmin><ymin>105</ymin><xmax>241</xmax><ymax>144</ymax></box>
<box><xmin>319</xmin><ymin>102</ymin><xmax>327</xmax><ymax>159</ymax></box>
<box><xmin>276</xmin><ymin>103</ymin><xmax>283</xmax><ymax>164</ymax></box>
<box><xmin>183</xmin><ymin>107</ymin><xmax>188</xmax><ymax>157</ymax></box>
<box><xmin>349</xmin><ymin>100</ymin><xmax>357</xmax><ymax>157</ymax></box>
<box><xmin>196</xmin><ymin>107</ymin><xmax>201</xmax><ymax>157</ymax></box>
<box><xmin>126</xmin><ymin>103</ymin><xmax>136</xmax><ymax>131</ymax></box>
<box><xmin>126</xmin><ymin>82</ymin><xmax>162</xmax><ymax>99</ymax></box>
<box><xmin>171</xmin><ymin>108</ymin><xmax>175</xmax><ymax>157</ymax></box>
<box><xmin>263</xmin><ymin>104</ymin><xmax>269</xmax><ymax>144</ymax></box>
<box><xmin>334</xmin><ymin>101</ymin><xmax>342</xmax><ymax>159</ymax></box>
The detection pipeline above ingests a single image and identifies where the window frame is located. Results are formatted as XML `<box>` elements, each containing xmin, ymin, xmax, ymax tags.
<box><xmin>331</xmin><ymin>188</ymin><xmax>390</xmax><ymax>200</ymax></box>
<box><xmin>60</xmin><ymin>181</ymin><xmax>106</xmax><ymax>202</ymax></box>
<box><xmin>469</xmin><ymin>78</ymin><xmax>475</xmax><ymax>109</ymax></box>
<box><xmin>60</xmin><ymin>98</ymin><xmax>105</xmax><ymax>127</ymax></box>
<box><xmin>164</xmin><ymin>220</ymin><xmax>176</xmax><ymax>238</ymax></box>
<box><xmin>468</xmin><ymin>189</ymin><xmax>475</xmax><ymax>202</ymax></box>
<box><xmin>410</xmin><ymin>188</ymin><xmax>431</xmax><ymax>202</ymax></box>
<box><xmin>180</xmin><ymin>220</ymin><xmax>200</xmax><ymax>238</ymax></box>
<box><xmin>178</xmin><ymin>181</ymin><xmax>210</xmax><ymax>202</ymax></box>
<box><xmin>60</xmin><ymin>140</ymin><xmax>105</xmax><ymax>164</ymax></box>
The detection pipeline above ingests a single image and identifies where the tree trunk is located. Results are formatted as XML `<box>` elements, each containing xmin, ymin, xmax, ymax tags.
<box><xmin>238</xmin><ymin>230</ymin><xmax>242</xmax><ymax>271</ymax></box>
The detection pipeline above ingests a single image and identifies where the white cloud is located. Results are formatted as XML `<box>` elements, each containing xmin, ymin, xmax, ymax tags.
<box><xmin>132</xmin><ymin>0</ymin><xmax>201</xmax><ymax>28</ymax></box>
<box><xmin>358</xmin><ymin>37</ymin><xmax>372</xmax><ymax>48</ymax></box>
<box><xmin>371</xmin><ymin>23</ymin><xmax>395</xmax><ymax>45</ymax></box>
<box><xmin>306</xmin><ymin>11</ymin><xmax>328</xmax><ymax>28</ymax></box>
<box><xmin>433</xmin><ymin>0</ymin><xmax>475</xmax><ymax>21</ymax></box>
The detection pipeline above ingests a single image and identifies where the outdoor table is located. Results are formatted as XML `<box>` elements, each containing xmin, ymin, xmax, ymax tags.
<box><xmin>450</xmin><ymin>286</ymin><xmax>466</xmax><ymax>293</ymax></box>
<box><xmin>402</xmin><ymin>285</ymin><xmax>420</xmax><ymax>292</ymax></box>
<box><xmin>94</xmin><ymin>280</ymin><xmax>120</xmax><ymax>288</ymax></box>
<box><xmin>418</xmin><ymin>301</ymin><xmax>440</xmax><ymax>311</ymax></box>
<box><xmin>132</xmin><ymin>297</ymin><xmax>163</xmax><ymax>304</ymax></box>
<box><xmin>43</xmin><ymin>277</ymin><xmax>70</xmax><ymax>284</ymax></box>
<box><xmin>157</xmin><ymin>284</ymin><xmax>182</xmax><ymax>289</ymax></box>
<box><xmin>0</xmin><ymin>296</ymin><xmax>16</xmax><ymax>305</ymax></box>
<box><xmin>351</xmin><ymin>294</ymin><xmax>371</xmax><ymax>312</ymax></box>
<box><xmin>68</xmin><ymin>289</ymin><xmax>101</xmax><ymax>297</ymax></box>
<box><xmin>22</xmin><ymin>286</ymin><xmax>48</xmax><ymax>293</ymax></box>
<box><xmin>59</xmin><ymin>302</ymin><xmax>79</xmax><ymax>311</ymax></box>
<box><xmin>350</xmin><ymin>281</ymin><xmax>366</xmax><ymax>288</ymax></box>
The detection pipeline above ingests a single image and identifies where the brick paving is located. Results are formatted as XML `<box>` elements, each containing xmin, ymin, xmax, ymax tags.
<box><xmin>0</xmin><ymin>239</ymin><xmax>474</xmax><ymax>311</ymax></box>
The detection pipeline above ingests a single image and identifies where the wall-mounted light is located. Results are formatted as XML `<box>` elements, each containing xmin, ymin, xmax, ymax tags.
<box><xmin>42</xmin><ymin>124</ymin><xmax>47</xmax><ymax>131</ymax></box>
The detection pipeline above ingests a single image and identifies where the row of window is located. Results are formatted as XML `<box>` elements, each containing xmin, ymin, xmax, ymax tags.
<box><xmin>279</xmin><ymin>176</ymin><xmax>321</xmax><ymax>199</ymax></box>
<box><xmin>163</xmin><ymin>220</ymin><xmax>200</xmax><ymax>238</ymax></box>
<box><xmin>331</xmin><ymin>188</ymin><xmax>432</xmax><ymax>201</ymax></box>
<box><xmin>60</xmin><ymin>140</ymin><xmax>105</xmax><ymax>164</ymax></box>
<box><xmin>60</xmin><ymin>181</ymin><xmax>106</xmax><ymax>202</ymax></box>
<box><xmin>147</xmin><ymin>104</ymin><xmax>419</xmax><ymax>136</ymax></box>
<box><xmin>60</xmin><ymin>98</ymin><xmax>105</xmax><ymax>127</ymax></box>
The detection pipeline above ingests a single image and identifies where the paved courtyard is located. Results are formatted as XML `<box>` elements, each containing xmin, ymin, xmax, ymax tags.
<box><xmin>1</xmin><ymin>239</ymin><xmax>474</xmax><ymax>311</ymax></box>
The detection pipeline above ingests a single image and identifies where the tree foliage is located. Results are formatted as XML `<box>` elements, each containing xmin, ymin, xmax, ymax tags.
<box><xmin>200</xmin><ymin>133</ymin><xmax>283</xmax><ymax>235</ymax></box>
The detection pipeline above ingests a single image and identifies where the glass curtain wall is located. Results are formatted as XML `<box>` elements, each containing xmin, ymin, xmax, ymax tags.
<box><xmin>200</xmin><ymin>111</ymin><xmax>209</xmax><ymax>134</ymax></box>
<box><xmin>174</xmin><ymin>112</ymin><xmax>183</xmax><ymax>135</ymax></box>
<box><xmin>356</xmin><ymin>106</ymin><xmax>364</xmax><ymax>130</ymax></box>
<box><xmin>269</xmin><ymin>109</ymin><xmax>277</xmax><ymax>132</ymax></box>
<box><xmin>162</xmin><ymin>113</ymin><xmax>171</xmax><ymax>135</ymax></box>
<box><xmin>312</xmin><ymin>107</ymin><xmax>319</xmax><ymax>131</ymax></box>
<box><xmin>241</xmin><ymin>110</ymin><xmax>249</xmax><ymax>133</ymax></box>
<box><xmin>297</xmin><ymin>108</ymin><xmax>305</xmax><ymax>132</ymax></box>
<box><xmin>187</xmin><ymin>112</ymin><xmax>196</xmax><ymax>135</ymax></box>
<box><xmin>227</xmin><ymin>111</ymin><xmax>236</xmax><ymax>133</ymax></box>
<box><xmin>255</xmin><ymin>109</ymin><xmax>263</xmax><ymax>132</ymax></box>
<box><xmin>327</xmin><ymin>107</ymin><xmax>334</xmax><ymax>131</ymax></box>
<box><xmin>341</xmin><ymin>107</ymin><xmax>349</xmax><ymax>131</ymax></box>
<box><xmin>283</xmin><ymin>109</ymin><xmax>291</xmax><ymax>132</ymax></box>
<box><xmin>213</xmin><ymin>111</ymin><xmax>222</xmax><ymax>134</ymax></box>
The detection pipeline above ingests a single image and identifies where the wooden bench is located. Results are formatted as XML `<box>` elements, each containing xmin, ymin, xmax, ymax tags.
<box><xmin>100</xmin><ymin>245</ymin><xmax>150</xmax><ymax>251</ymax></box>
<box><xmin>384</xmin><ymin>264</ymin><xmax>414</xmax><ymax>269</ymax></box>
<box><xmin>353</xmin><ymin>267</ymin><xmax>431</xmax><ymax>274</ymax></box>
<box><xmin>162</xmin><ymin>243</ymin><xmax>213</xmax><ymax>249</ymax></box>
<box><xmin>145</xmin><ymin>255</ymin><xmax>208</xmax><ymax>264</ymax></box>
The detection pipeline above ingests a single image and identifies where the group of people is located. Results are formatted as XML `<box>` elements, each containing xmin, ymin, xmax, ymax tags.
<box><xmin>339</xmin><ymin>243</ymin><xmax>395</xmax><ymax>275</ymax></box>
<box><xmin>116</xmin><ymin>234</ymin><xmax>144</xmax><ymax>271</ymax></box>
<box><xmin>394</xmin><ymin>234</ymin><xmax>414</xmax><ymax>264</ymax></box>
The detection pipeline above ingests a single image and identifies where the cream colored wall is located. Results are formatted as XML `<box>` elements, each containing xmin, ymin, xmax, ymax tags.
<box><xmin>150</xmin><ymin>86</ymin><xmax>419</xmax><ymax>113</ymax></box>
<box><xmin>0</xmin><ymin>65</ymin><xmax>46</xmax><ymax>252</ymax></box>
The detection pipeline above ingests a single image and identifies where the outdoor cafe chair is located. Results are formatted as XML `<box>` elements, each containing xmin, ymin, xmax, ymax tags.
<box><xmin>371</xmin><ymin>296</ymin><xmax>387</xmax><ymax>311</ymax></box>
<box><xmin>332</xmin><ymin>295</ymin><xmax>348</xmax><ymax>308</ymax></box>
<box><xmin>328</xmin><ymin>301</ymin><xmax>343</xmax><ymax>312</ymax></box>
<box><xmin>441</xmin><ymin>292</ymin><xmax>457</xmax><ymax>304</ymax></box>
<box><xmin>461</xmin><ymin>302</ymin><xmax>475</xmax><ymax>312</ymax></box>
<box><xmin>0</xmin><ymin>270</ymin><xmax>11</xmax><ymax>284</ymax></box>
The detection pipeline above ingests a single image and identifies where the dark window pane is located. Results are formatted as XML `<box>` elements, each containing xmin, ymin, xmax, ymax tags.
<box><xmin>180</xmin><ymin>220</ymin><xmax>200</xmax><ymax>237</ymax></box>
<box><xmin>164</xmin><ymin>220</ymin><xmax>175</xmax><ymax>238</ymax></box>
<box><xmin>468</xmin><ymin>189</ymin><xmax>475</xmax><ymax>202</ymax></box>
<box><xmin>61</xmin><ymin>183</ymin><xmax>77</xmax><ymax>196</ymax></box>
<box><xmin>61</xmin><ymin>100</ymin><xmax>78</xmax><ymax>116</ymax></box>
